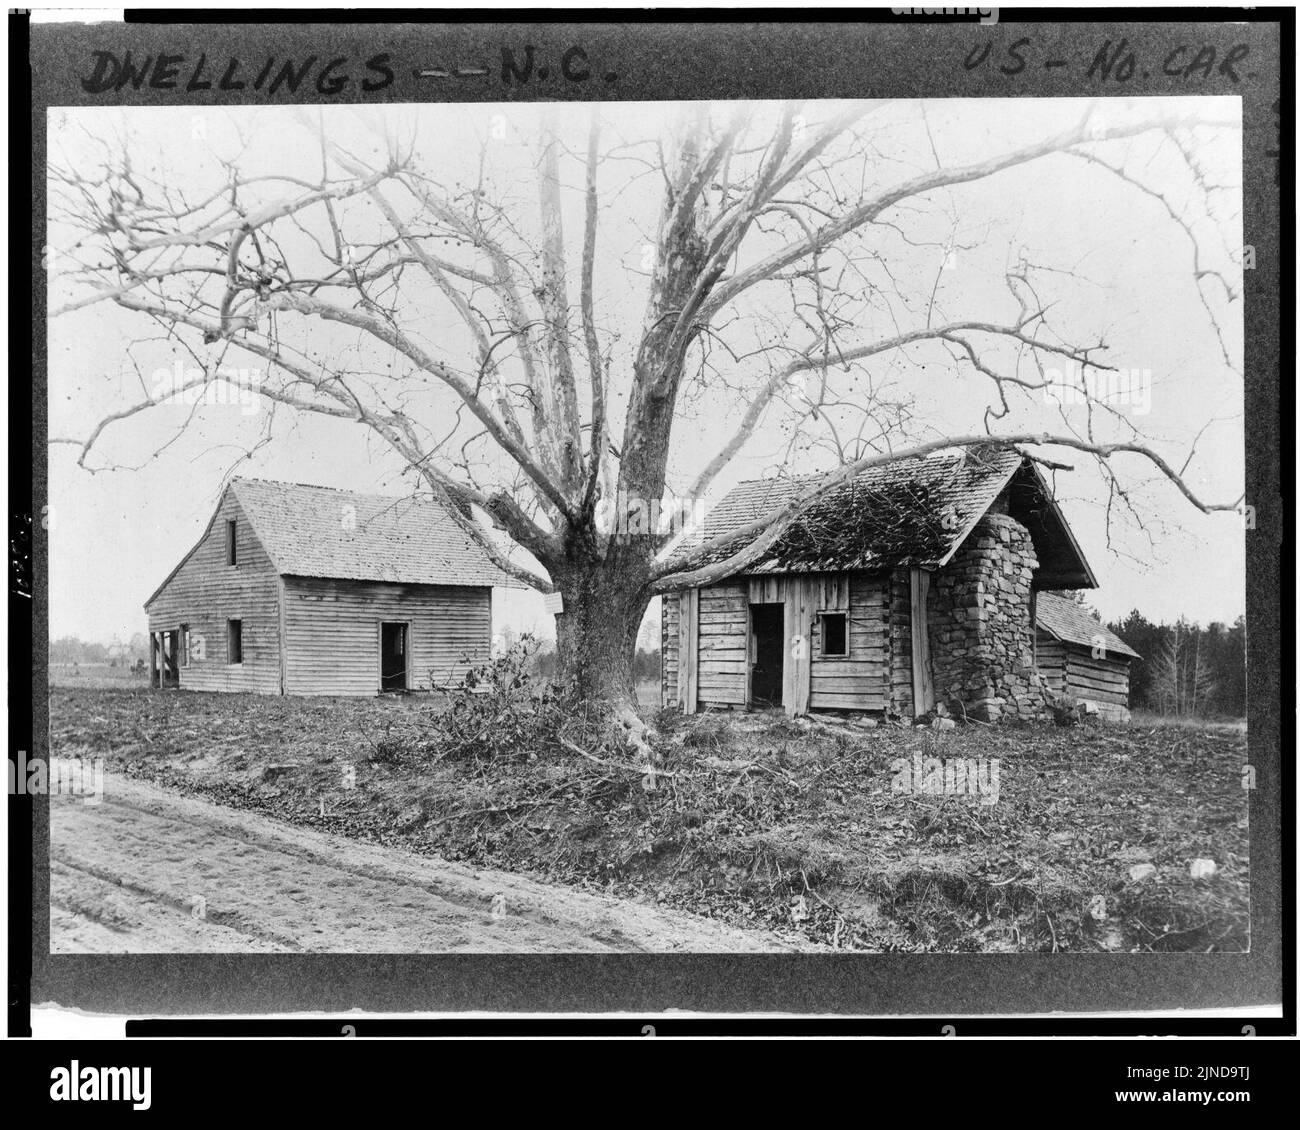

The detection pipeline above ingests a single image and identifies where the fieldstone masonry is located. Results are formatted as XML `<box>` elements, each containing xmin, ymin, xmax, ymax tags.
<box><xmin>927</xmin><ymin>511</ymin><xmax>1051</xmax><ymax>722</ymax></box>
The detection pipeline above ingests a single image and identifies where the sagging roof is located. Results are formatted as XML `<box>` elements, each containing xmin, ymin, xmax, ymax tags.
<box><xmin>1035</xmin><ymin>591</ymin><xmax>1140</xmax><ymax>659</ymax></box>
<box><xmin>147</xmin><ymin>478</ymin><xmax>520</xmax><ymax>606</ymax></box>
<box><xmin>666</xmin><ymin>445</ymin><xmax>1096</xmax><ymax>588</ymax></box>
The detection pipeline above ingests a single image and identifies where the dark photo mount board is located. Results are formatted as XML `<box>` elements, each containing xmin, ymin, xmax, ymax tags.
<box><xmin>14</xmin><ymin>10</ymin><xmax>1289</xmax><ymax>1031</ymax></box>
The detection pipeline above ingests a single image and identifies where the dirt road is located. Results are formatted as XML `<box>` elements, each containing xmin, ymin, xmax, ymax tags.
<box><xmin>49</xmin><ymin>772</ymin><xmax>801</xmax><ymax>953</ymax></box>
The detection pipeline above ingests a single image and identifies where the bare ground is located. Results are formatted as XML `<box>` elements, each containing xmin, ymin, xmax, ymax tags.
<box><xmin>48</xmin><ymin>685</ymin><xmax>1249</xmax><ymax>953</ymax></box>
<box><xmin>49</xmin><ymin>771</ymin><xmax>808</xmax><ymax>953</ymax></box>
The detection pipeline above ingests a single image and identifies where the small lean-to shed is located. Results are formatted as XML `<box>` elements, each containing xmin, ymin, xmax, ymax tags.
<box><xmin>1033</xmin><ymin>591</ymin><xmax>1139</xmax><ymax>721</ymax></box>
<box><xmin>662</xmin><ymin>446</ymin><xmax>1138</xmax><ymax>723</ymax></box>
<box><xmin>144</xmin><ymin>478</ymin><xmax>519</xmax><ymax>695</ymax></box>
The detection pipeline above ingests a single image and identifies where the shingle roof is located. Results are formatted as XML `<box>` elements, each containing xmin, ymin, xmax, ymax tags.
<box><xmin>1035</xmin><ymin>591</ymin><xmax>1140</xmax><ymax>659</ymax></box>
<box><xmin>231</xmin><ymin>478</ymin><xmax>521</xmax><ymax>588</ymax></box>
<box><xmin>668</xmin><ymin>446</ymin><xmax>1026</xmax><ymax>576</ymax></box>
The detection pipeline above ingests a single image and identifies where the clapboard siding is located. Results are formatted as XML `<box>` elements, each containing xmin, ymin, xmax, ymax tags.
<box><xmin>697</xmin><ymin>583</ymin><xmax>748</xmax><ymax>707</ymax></box>
<box><xmin>145</xmin><ymin>492</ymin><xmax>282</xmax><ymax>694</ymax></box>
<box><xmin>809</xmin><ymin>574</ymin><xmax>888</xmax><ymax>712</ymax></box>
<box><xmin>282</xmin><ymin>576</ymin><xmax>491</xmax><ymax>696</ymax></box>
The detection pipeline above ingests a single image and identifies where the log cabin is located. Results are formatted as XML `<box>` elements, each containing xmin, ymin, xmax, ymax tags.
<box><xmin>1032</xmin><ymin>591</ymin><xmax>1139</xmax><ymax>722</ymax></box>
<box><xmin>661</xmin><ymin>446</ymin><xmax>1137</xmax><ymax>722</ymax></box>
<box><xmin>144</xmin><ymin>478</ymin><xmax>519</xmax><ymax>695</ymax></box>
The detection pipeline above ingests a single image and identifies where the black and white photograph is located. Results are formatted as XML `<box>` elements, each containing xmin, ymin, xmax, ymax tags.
<box><xmin>11</xmin><ymin>11</ymin><xmax>1289</xmax><ymax>1053</ymax></box>
<box><xmin>42</xmin><ymin>88</ymin><xmax>1251</xmax><ymax>957</ymax></box>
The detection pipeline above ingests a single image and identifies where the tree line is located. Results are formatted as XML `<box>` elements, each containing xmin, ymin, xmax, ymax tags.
<box><xmin>50</xmin><ymin>634</ymin><xmax>148</xmax><ymax>666</ymax></box>
<box><xmin>1106</xmin><ymin>611</ymin><xmax>1246</xmax><ymax>719</ymax></box>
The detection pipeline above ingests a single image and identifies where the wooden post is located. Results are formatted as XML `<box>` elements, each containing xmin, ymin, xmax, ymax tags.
<box><xmin>277</xmin><ymin>577</ymin><xmax>289</xmax><ymax>695</ymax></box>
<box><xmin>782</xmin><ymin>577</ymin><xmax>813</xmax><ymax>717</ymax></box>
<box><xmin>1029</xmin><ymin>589</ymin><xmax>1037</xmax><ymax>668</ymax></box>
<box><xmin>744</xmin><ymin>602</ymin><xmax>754</xmax><ymax>709</ymax></box>
<box><xmin>909</xmin><ymin>567</ymin><xmax>935</xmax><ymax>716</ymax></box>
<box><xmin>678</xmin><ymin>588</ymin><xmax>699</xmax><ymax>714</ymax></box>
<box><xmin>149</xmin><ymin>632</ymin><xmax>159</xmax><ymax>689</ymax></box>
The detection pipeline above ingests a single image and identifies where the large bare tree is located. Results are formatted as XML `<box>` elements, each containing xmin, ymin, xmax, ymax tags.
<box><xmin>48</xmin><ymin>100</ymin><xmax>1242</xmax><ymax>734</ymax></box>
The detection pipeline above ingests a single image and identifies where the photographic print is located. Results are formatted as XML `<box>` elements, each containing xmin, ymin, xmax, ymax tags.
<box><xmin>42</xmin><ymin>89</ymin><xmax>1251</xmax><ymax>959</ymax></box>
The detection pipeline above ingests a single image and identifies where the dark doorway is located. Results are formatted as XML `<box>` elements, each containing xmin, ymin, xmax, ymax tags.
<box><xmin>158</xmin><ymin>630</ymin><xmax>180</xmax><ymax>688</ymax></box>
<box><xmin>749</xmin><ymin>603</ymin><xmax>784</xmax><ymax>708</ymax></box>
<box><xmin>380</xmin><ymin>622</ymin><xmax>408</xmax><ymax>691</ymax></box>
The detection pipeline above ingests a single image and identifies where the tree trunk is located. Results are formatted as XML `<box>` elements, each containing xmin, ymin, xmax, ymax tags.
<box><xmin>553</xmin><ymin>564</ymin><xmax>649</xmax><ymax>711</ymax></box>
<box><xmin>545</xmin><ymin>185</ymin><xmax>706</xmax><ymax>727</ymax></box>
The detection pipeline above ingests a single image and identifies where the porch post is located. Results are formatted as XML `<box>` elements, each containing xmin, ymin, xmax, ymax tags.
<box><xmin>782</xmin><ymin>576</ymin><xmax>813</xmax><ymax>717</ymax></box>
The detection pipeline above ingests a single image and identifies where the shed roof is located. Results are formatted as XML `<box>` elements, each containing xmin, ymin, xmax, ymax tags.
<box><xmin>666</xmin><ymin>446</ymin><xmax>1094</xmax><ymax>586</ymax></box>
<box><xmin>146</xmin><ymin>478</ymin><xmax>520</xmax><ymax>607</ymax></box>
<box><xmin>1035</xmin><ymin>591</ymin><xmax>1140</xmax><ymax>659</ymax></box>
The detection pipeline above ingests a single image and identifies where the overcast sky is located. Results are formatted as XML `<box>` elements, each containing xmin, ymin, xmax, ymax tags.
<box><xmin>46</xmin><ymin>95</ymin><xmax>1244</xmax><ymax>647</ymax></box>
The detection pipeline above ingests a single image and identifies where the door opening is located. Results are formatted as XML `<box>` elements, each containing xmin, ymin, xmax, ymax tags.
<box><xmin>380</xmin><ymin>622</ymin><xmax>409</xmax><ymax>692</ymax></box>
<box><xmin>749</xmin><ymin>603</ymin><xmax>784</xmax><ymax>708</ymax></box>
<box><xmin>154</xmin><ymin>630</ymin><xmax>180</xmax><ymax>687</ymax></box>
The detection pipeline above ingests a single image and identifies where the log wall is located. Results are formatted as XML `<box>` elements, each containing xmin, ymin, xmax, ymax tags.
<box><xmin>1063</xmin><ymin>647</ymin><xmax>1130</xmax><ymax>707</ymax></box>
<box><xmin>1035</xmin><ymin>632</ymin><xmax>1068</xmax><ymax>692</ymax></box>
<box><xmin>808</xmin><ymin>574</ymin><xmax>888</xmax><ymax>712</ymax></box>
<box><xmin>889</xmin><ymin>568</ymin><xmax>915</xmax><ymax>718</ymax></box>
<box><xmin>660</xmin><ymin>571</ymin><xmax>890</xmax><ymax>716</ymax></box>
<box><xmin>661</xmin><ymin>593</ymin><xmax>680</xmax><ymax>707</ymax></box>
<box><xmin>696</xmin><ymin>582</ymin><xmax>747</xmax><ymax>708</ymax></box>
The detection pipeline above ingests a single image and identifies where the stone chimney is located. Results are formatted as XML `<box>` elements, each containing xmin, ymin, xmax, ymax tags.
<box><xmin>927</xmin><ymin>510</ymin><xmax>1050</xmax><ymax>722</ymax></box>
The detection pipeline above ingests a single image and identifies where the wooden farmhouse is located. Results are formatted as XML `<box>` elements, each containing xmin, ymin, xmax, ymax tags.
<box><xmin>144</xmin><ymin>478</ymin><xmax>518</xmax><ymax>695</ymax></box>
<box><xmin>661</xmin><ymin>446</ymin><xmax>1138</xmax><ymax>723</ymax></box>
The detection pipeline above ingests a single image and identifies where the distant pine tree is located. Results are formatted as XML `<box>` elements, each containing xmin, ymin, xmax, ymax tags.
<box><xmin>1106</xmin><ymin>611</ymin><xmax>1244</xmax><ymax>717</ymax></box>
